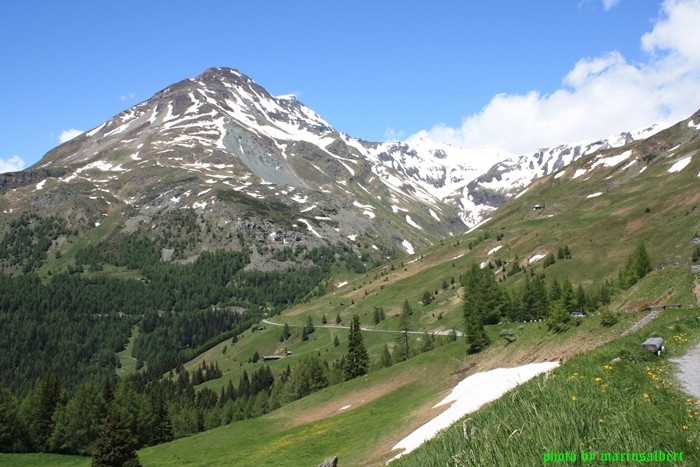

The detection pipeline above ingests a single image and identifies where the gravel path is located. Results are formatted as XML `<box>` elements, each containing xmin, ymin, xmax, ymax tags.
<box><xmin>672</xmin><ymin>342</ymin><xmax>700</xmax><ymax>400</ymax></box>
<box><xmin>261</xmin><ymin>319</ymin><xmax>463</xmax><ymax>336</ymax></box>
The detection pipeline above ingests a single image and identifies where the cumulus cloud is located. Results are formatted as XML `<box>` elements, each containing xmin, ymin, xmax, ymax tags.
<box><xmin>59</xmin><ymin>128</ymin><xmax>83</xmax><ymax>144</ymax></box>
<box><xmin>415</xmin><ymin>0</ymin><xmax>700</xmax><ymax>154</ymax></box>
<box><xmin>0</xmin><ymin>155</ymin><xmax>26</xmax><ymax>173</ymax></box>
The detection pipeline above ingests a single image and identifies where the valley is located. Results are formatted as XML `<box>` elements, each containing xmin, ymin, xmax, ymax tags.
<box><xmin>0</xmin><ymin>67</ymin><xmax>699</xmax><ymax>465</ymax></box>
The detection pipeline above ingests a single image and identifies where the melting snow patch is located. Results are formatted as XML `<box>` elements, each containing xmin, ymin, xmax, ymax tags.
<box><xmin>363</xmin><ymin>210</ymin><xmax>376</xmax><ymax>219</ymax></box>
<box><xmin>338</xmin><ymin>405</ymin><xmax>351</xmax><ymax>411</ymax></box>
<box><xmin>347</xmin><ymin>234</ymin><xmax>357</xmax><ymax>241</ymax></box>
<box><xmin>514</xmin><ymin>187</ymin><xmax>529</xmax><ymax>198</ymax></box>
<box><xmin>429</xmin><ymin>209</ymin><xmax>440</xmax><ymax>221</ymax></box>
<box><xmin>587</xmin><ymin>192</ymin><xmax>602</xmax><ymax>198</ymax></box>
<box><xmin>451</xmin><ymin>254</ymin><xmax>464</xmax><ymax>260</ymax></box>
<box><xmin>291</xmin><ymin>194</ymin><xmax>308</xmax><ymax>204</ymax></box>
<box><xmin>337</xmin><ymin>281</ymin><xmax>348</xmax><ymax>289</ymax></box>
<box><xmin>688</xmin><ymin>120</ymin><xmax>700</xmax><ymax>130</ymax></box>
<box><xmin>297</xmin><ymin>219</ymin><xmax>322</xmax><ymax>238</ymax></box>
<box><xmin>300</xmin><ymin>205</ymin><xmax>316</xmax><ymax>213</ymax></box>
<box><xmin>572</xmin><ymin>168</ymin><xmax>588</xmax><ymax>179</ymax></box>
<box><xmin>591</xmin><ymin>150</ymin><xmax>632</xmax><ymax>170</ymax></box>
<box><xmin>388</xmin><ymin>362</ymin><xmax>559</xmax><ymax>462</ymax></box>
<box><xmin>353</xmin><ymin>200</ymin><xmax>374</xmax><ymax>210</ymax></box>
<box><xmin>193</xmin><ymin>201</ymin><xmax>208</xmax><ymax>209</ymax></box>
<box><xmin>479</xmin><ymin>261</ymin><xmax>488</xmax><ymax>269</ymax></box>
<box><xmin>488</xmin><ymin>245</ymin><xmax>502</xmax><ymax>255</ymax></box>
<box><xmin>529</xmin><ymin>253</ymin><xmax>547</xmax><ymax>264</ymax></box>
<box><xmin>35</xmin><ymin>180</ymin><xmax>46</xmax><ymax>191</ymax></box>
<box><xmin>554</xmin><ymin>171</ymin><xmax>565</xmax><ymax>179</ymax></box>
<box><xmin>668</xmin><ymin>156</ymin><xmax>693</xmax><ymax>173</ymax></box>
<box><xmin>405</xmin><ymin>215</ymin><xmax>422</xmax><ymax>230</ymax></box>
<box><xmin>197</xmin><ymin>189</ymin><xmax>211</xmax><ymax>197</ymax></box>
<box><xmin>402</xmin><ymin>239</ymin><xmax>415</xmax><ymax>255</ymax></box>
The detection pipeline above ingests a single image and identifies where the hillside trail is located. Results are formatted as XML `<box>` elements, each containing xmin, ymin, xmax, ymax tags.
<box><xmin>261</xmin><ymin>318</ymin><xmax>463</xmax><ymax>336</ymax></box>
<box><xmin>671</xmin><ymin>276</ymin><xmax>700</xmax><ymax>400</ymax></box>
<box><xmin>671</xmin><ymin>342</ymin><xmax>700</xmax><ymax>401</ymax></box>
<box><xmin>619</xmin><ymin>310</ymin><xmax>660</xmax><ymax>337</ymax></box>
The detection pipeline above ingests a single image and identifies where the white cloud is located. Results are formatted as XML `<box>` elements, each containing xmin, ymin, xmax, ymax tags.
<box><xmin>602</xmin><ymin>0</ymin><xmax>621</xmax><ymax>10</ymax></box>
<box><xmin>0</xmin><ymin>155</ymin><xmax>26</xmax><ymax>173</ymax></box>
<box><xmin>120</xmin><ymin>92</ymin><xmax>136</xmax><ymax>102</ymax></box>
<box><xmin>59</xmin><ymin>128</ymin><xmax>83</xmax><ymax>144</ymax></box>
<box><xmin>415</xmin><ymin>0</ymin><xmax>700</xmax><ymax>154</ymax></box>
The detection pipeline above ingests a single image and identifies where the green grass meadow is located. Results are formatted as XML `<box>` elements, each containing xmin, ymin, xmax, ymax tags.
<box><xmin>392</xmin><ymin>308</ymin><xmax>700</xmax><ymax>466</ymax></box>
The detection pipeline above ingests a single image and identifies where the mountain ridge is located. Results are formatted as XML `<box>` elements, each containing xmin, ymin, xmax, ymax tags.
<box><xmin>0</xmin><ymin>67</ymin><xmax>694</xmax><ymax>266</ymax></box>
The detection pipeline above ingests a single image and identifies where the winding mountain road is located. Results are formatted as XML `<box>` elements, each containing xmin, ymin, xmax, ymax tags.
<box><xmin>261</xmin><ymin>319</ymin><xmax>462</xmax><ymax>336</ymax></box>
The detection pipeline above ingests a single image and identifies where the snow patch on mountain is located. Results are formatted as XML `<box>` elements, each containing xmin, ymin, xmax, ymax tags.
<box><xmin>405</xmin><ymin>215</ymin><xmax>422</xmax><ymax>230</ymax></box>
<box><xmin>668</xmin><ymin>156</ymin><xmax>693</xmax><ymax>173</ymax></box>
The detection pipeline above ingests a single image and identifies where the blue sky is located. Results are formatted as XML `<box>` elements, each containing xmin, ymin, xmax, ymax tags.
<box><xmin>2</xmin><ymin>0</ymin><xmax>700</xmax><ymax>172</ymax></box>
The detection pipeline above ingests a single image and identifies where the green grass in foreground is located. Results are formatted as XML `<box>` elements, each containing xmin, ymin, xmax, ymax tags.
<box><xmin>392</xmin><ymin>308</ymin><xmax>700</xmax><ymax>466</ymax></box>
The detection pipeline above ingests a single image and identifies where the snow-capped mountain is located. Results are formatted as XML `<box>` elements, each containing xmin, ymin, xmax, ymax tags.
<box><xmin>1</xmin><ymin>67</ymin><xmax>692</xmax><ymax>262</ymax></box>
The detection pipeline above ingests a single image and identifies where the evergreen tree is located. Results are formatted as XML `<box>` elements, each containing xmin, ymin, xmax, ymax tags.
<box><xmin>0</xmin><ymin>387</ymin><xmax>22</xmax><ymax>452</ymax></box>
<box><xmin>396</xmin><ymin>300</ymin><xmax>412</xmax><ymax>361</ymax></box>
<box><xmin>343</xmin><ymin>315</ymin><xmax>369</xmax><ymax>380</ymax></box>
<box><xmin>333</xmin><ymin>334</ymin><xmax>340</xmax><ymax>347</ymax></box>
<box><xmin>546</xmin><ymin>300</ymin><xmax>572</xmax><ymax>333</ymax></box>
<box><xmin>305</xmin><ymin>316</ymin><xmax>315</xmax><ymax>334</ymax></box>
<box><xmin>30</xmin><ymin>373</ymin><xmax>63</xmax><ymax>452</ymax></box>
<box><xmin>421</xmin><ymin>290</ymin><xmax>434</xmax><ymax>305</ymax></box>
<box><xmin>335</xmin><ymin>313</ymin><xmax>342</xmax><ymax>324</ymax></box>
<box><xmin>91</xmin><ymin>406</ymin><xmax>141</xmax><ymax>467</ymax></box>
<box><xmin>462</xmin><ymin>263</ymin><xmax>498</xmax><ymax>354</ymax></box>
<box><xmin>148</xmin><ymin>385</ymin><xmax>173</xmax><ymax>445</ymax></box>
<box><xmin>379</xmin><ymin>345</ymin><xmax>393</xmax><ymax>368</ymax></box>
<box><xmin>619</xmin><ymin>241</ymin><xmax>653</xmax><ymax>288</ymax></box>
<box><xmin>49</xmin><ymin>382</ymin><xmax>106</xmax><ymax>455</ymax></box>
<box><xmin>280</xmin><ymin>322</ymin><xmax>290</xmax><ymax>342</ymax></box>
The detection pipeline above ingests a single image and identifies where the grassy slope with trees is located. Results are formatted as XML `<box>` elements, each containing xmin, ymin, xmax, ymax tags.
<box><xmin>2</xmin><ymin>125</ymin><xmax>700</xmax><ymax>464</ymax></box>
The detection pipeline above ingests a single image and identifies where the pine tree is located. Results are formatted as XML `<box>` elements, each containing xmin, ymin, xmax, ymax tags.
<box><xmin>343</xmin><ymin>315</ymin><xmax>369</xmax><ymax>380</ymax></box>
<box><xmin>462</xmin><ymin>263</ymin><xmax>499</xmax><ymax>353</ymax></box>
<box><xmin>379</xmin><ymin>345</ymin><xmax>393</xmax><ymax>368</ymax></box>
<box><xmin>396</xmin><ymin>300</ymin><xmax>412</xmax><ymax>361</ymax></box>
<box><xmin>305</xmin><ymin>316</ymin><xmax>315</xmax><ymax>334</ymax></box>
<box><xmin>91</xmin><ymin>406</ymin><xmax>141</xmax><ymax>467</ymax></box>
<box><xmin>619</xmin><ymin>241</ymin><xmax>653</xmax><ymax>288</ymax></box>
<box><xmin>148</xmin><ymin>385</ymin><xmax>173</xmax><ymax>445</ymax></box>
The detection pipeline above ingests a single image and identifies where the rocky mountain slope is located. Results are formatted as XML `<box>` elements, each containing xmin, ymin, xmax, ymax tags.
<box><xmin>0</xmin><ymin>67</ymin><xmax>690</xmax><ymax>268</ymax></box>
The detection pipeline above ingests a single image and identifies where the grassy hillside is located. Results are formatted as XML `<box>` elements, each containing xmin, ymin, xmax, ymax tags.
<box><xmin>393</xmin><ymin>306</ymin><xmax>700</xmax><ymax>466</ymax></box>
<box><xmin>4</xmin><ymin>122</ymin><xmax>700</xmax><ymax>465</ymax></box>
